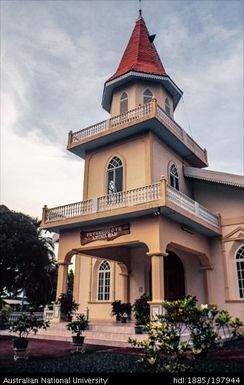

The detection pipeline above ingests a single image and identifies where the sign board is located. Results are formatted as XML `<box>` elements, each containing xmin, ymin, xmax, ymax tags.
<box><xmin>80</xmin><ymin>224</ymin><xmax>130</xmax><ymax>245</ymax></box>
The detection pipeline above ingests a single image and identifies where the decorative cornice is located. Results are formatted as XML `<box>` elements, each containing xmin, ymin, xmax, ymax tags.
<box><xmin>222</xmin><ymin>226</ymin><xmax>244</xmax><ymax>242</ymax></box>
<box><xmin>105</xmin><ymin>71</ymin><xmax>183</xmax><ymax>96</ymax></box>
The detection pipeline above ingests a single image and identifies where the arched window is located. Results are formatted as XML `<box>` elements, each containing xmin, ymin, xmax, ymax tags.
<box><xmin>165</xmin><ymin>97</ymin><xmax>170</xmax><ymax>115</ymax></box>
<box><xmin>236</xmin><ymin>246</ymin><xmax>244</xmax><ymax>298</ymax></box>
<box><xmin>143</xmin><ymin>88</ymin><xmax>153</xmax><ymax>104</ymax></box>
<box><xmin>120</xmin><ymin>91</ymin><xmax>128</xmax><ymax>114</ymax></box>
<box><xmin>107</xmin><ymin>156</ymin><xmax>123</xmax><ymax>194</ymax></box>
<box><xmin>170</xmin><ymin>164</ymin><xmax>179</xmax><ymax>190</ymax></box>
<box><xmin>97</xmin><ymin>260</ymin><xmax>110</xmax><ymax>301</ymax></box>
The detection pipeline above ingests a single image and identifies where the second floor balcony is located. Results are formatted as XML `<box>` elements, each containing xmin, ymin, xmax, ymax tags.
<box><xmin>41</xmin><ymin>178</ymin><xmax>221</xmax><ymax>236</ymax></box>
<box><xmin>67</xmin><ymin>99</ymin><xmax>208</xmax><ymax>168</ymax></box>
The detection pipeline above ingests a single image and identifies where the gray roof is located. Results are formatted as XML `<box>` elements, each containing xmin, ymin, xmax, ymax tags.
<box><xmin>184</xmin><ymin>167</ymin><xmax>244</xmax><ymax>188</ymax></box>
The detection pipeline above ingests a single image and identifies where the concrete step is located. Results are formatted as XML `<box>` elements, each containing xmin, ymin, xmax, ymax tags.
<box><xmin>88</xmin><ymin>324</ymin><xmax>136</xmax><ymax>334</ymax></box>
<box><xmin>0</xmin><ymin>321</ymin><xmax>148</xmax><ymax>348</ymax></box>
<box><xmin>36</xmin><ymin>323</ymin><xmax>147</xmax><ymax>344</ymax></box>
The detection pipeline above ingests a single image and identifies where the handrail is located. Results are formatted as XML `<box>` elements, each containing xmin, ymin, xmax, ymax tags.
<box><xmin>156</xmin><ymin>104</ymin><xmax>207</xmax><ymax>163</ymax></box>
<box><xmin>43</xmin><ymin>182</ymin><xmax>219</xmax><ymax>229</ymax></box>
<box><xmin>44</xmin><ymin>182</ymin><xmax>160</xmax><ymax>223</ymax></box>
<box><xmin>68</xmin><ymin>100</ymin><xmax>207</xmax><ymax>164</ymax></box>
<box><xmin>166</xmin><ymin>185</ymin><xmax>219</xmax><ymax>227</ymax></box>
<box><xmin>70</xmin><ymin>102</ymin><xmax>153</xmax><ymax>144</ymax></box>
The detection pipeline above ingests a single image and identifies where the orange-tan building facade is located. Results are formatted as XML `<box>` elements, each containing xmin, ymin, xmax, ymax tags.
<box><xmin>41</xmin><ymin>15</ymin><xmax>244</xmax><ymax>321</ymax></box>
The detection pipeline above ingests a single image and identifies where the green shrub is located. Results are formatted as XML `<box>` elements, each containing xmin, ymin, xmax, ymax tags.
<box><xmin>129</xmin><ymin>320</ymin><xmax>189</xmax><ymax>372</ymax></box>
<box><xmin>129</xmin><ymin>295</ymin><xmax>243</xmax><ymax>372</ymax></box>
<box><xmin>132</xmin><ymin>293</ymin><xmax>150</xmax><ymax>326</ymax></box>
<box><xmin>66</xmin><ymin>314</ymin><xmax>89</xmax><ymax>337</ymax></box>
<box><xmin>9</xmin><ymin>311</ymin><xmax>49</xmax><ymax>339</ymax></box>
<box><xmin>56</xmin><ymin>293</ymin><xmax>78</xmax><ymax>317</ymax></box>
<box><xmin>111</xmin><ymin>301</ymin><xmax>132</xmax><ymax>321</ymax></box>
<box><xmin>230</xmin><ymin>318</ymin><xmax>243</xmax><ymax>337</ymax></box>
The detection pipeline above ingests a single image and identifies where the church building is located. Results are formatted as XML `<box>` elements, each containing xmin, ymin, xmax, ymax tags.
<box><xmin>41</xmin><ymin>14</ymin><xmax>244</xmax><ymax>321</ymax></box>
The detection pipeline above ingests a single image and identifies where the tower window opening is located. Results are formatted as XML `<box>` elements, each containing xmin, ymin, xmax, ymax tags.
<box><xmin>107</xmin><ymin>156</ymin><xmax>123</xmax><ymax>194</ymax></box>
<box><xmin>120</xmin><ymin>91</ymin><xmax>128</xmax><ymax>114</ymax></box>
<box><xmin>170</xmin><ymin>164</ymin><xmax>179</xmax><ymax>190</ymax></box>
<box><xmin>143</xmin><ymin>88</ymin><xmax>153</xmax><ymax>104</ymax></box>
<box><xmin>165</xmin><ymin>97</ymin><xmax>170</xmax><ymax>115</ymax></box>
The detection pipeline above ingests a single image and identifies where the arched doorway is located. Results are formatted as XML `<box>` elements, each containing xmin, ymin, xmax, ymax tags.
<box><xmin>164</xmin><ymin>251</ymin><xmax>185</xmax><ymax>301</ymax></box>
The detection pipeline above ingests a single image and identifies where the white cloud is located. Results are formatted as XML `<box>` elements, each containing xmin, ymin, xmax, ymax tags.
<box><xmin>1</xmin><ymin>90</ymin><xmax>83</xmax><ymax>218</ymax></box>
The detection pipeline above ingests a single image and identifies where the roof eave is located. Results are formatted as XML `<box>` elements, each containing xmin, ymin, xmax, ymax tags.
<box><xmin>184</xmin><ymin>167</ymin><xmax>244</xmax><ymax>189</ymax></box>
<box><xmin>102</xmin><ymin>71</ymin><xmax>183</xmax><ymax>113</ymax></box>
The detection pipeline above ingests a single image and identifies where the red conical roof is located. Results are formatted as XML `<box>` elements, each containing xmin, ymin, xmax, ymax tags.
<box><xmin>108</xmin><ymin>16</ymin><xmax>167</xmax><ymax>82</ymax></box>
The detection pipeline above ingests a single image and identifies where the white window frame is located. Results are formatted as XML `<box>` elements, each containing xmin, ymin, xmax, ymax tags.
<box><xmin>236</xmin><ymin>246</ymin><xmax>244</xmax><ymax>298</ymax></box>
<box><xmin>120</xmin><ymin>91</ymin><xmax>128</xmax><ymax>114</ymax></box>
<box><xmin>169</xmin><ymin>164</ymin><xmax>179</xmax><ymax>190</ymax></box>
<box><xmin>106</xmin><ymin>156</ymin><xmax>123</xmax><ymax>194</ymax></box>
<box><xmin>143</xmin><ymin>88</ymin><xmax>153</xmax><ymax>104</ymax></box>
<box><xmin>165</xmin><ymin>97</ymin><xmax>170</xmax><ymax>116</ymax></box>
<box><xmin>97</xmin><ymin>260</ymin><xmax>111</xmax><ymax>301</ymax></box>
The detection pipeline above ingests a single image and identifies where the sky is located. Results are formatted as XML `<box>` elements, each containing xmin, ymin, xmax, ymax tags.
<box><xmin>1</xmin><ymin>0</ymin><xmax>243</xmax><ymax>219</ymax></box>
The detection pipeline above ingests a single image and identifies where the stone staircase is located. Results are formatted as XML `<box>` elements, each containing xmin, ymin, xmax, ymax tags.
<box><xmin>1</xmin><ymin>321</ymin><xmax>147</xmax><ymax>348</ymax></box>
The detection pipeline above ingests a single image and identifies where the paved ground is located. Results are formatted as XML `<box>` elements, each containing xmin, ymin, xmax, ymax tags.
<box><xmin>0</xmin><ymin>336</ymin><xmax>142</xmax><ymax>367</ymax></box>
<box><xmin>1</xmin><ymin>335</ymin><xmax>243</xmax><ymax>369</ymax></box>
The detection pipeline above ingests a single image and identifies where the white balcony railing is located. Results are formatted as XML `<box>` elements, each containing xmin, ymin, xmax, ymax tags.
<box><xmin>166</xmin><ymin>185</ymin><xmax>219</xmax><ymax>227</ymax></box>
<box><xmin>68</xmin><ymin>100</ymin><xmax>207</xmax><ymax>165</ymax></box>
<box><xmin>7</xmin><ymin>312</ymin><xmax>44</xmax><ymax>322</ymax></box>
<box><xmin>44</xmin><ymin>183</ymin><xmax>160</xmax><ymax>223</ymax></box>
<box><xmin>45</xmin><ymin>200</ymin><xmax>95</xmax><ymax>223</ymax></box>
<box><xmin>98</xmin><ymin>183</ymin><xmax>160</xmax><ymax>212</ymax></box>
<box><xmin>71</xmin><ymin>102</ymin><xmax>153</xmax><ymax>143</ymax></box>
<box><xmin>43</xmin><ymin>182</ymin><xmax>219</xmax><ymax>229</ymax></box>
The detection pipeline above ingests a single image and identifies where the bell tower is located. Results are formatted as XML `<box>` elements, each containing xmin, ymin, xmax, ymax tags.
<box><xmin>65</xmin><ymin>14</ymin><xmax>208</xmax><ymax>203</ymax></box>
<box><xmin>102</xmin><ymin>14</ymin><xmax>183</xmax><ymax>119</ymax></box>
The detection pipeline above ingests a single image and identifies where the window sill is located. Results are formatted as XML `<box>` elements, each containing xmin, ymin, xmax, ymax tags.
<box><xmin>225</xmin><ymin>299</ymin><xmax>244</xmax><ymax>303</ymax></box>
<box><xmin>88</xmin><ymin>301</ymin><xmax>113</xmax><ymax>304</ymax></box>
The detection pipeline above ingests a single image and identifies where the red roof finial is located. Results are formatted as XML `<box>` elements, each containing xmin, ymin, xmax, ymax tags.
<box><xmin>107</xmin><ymin>15</ymin><xmax>167</xmax><ymax>82</ymax></box>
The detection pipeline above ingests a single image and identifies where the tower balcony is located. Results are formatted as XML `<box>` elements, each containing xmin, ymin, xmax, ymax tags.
<box><xmin>41</xmin><ymin>179</ymin><xmax>221</xmax><ymax>236</ymax></box>
<box><xmin>67</xmin><ymin>99</ymin><xmax>208</xmax><ymax>168</ymax></box>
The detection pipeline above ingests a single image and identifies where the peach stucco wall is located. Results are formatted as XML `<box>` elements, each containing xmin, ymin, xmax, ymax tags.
<box><xmin>83</xmin><ymin>131</ymin><xmax>194</xmax><ymax>202</ymax></box>
<box><xmin>57</xmin><ymin>211</ymin><xmax>218</xmax><ymax>320</ymax></box>
<box><xmin>192</xmin><ymin>181</ymin><xmax>244</xmax><ymax>219</ymax></box>
<box><xmin>151</xmin><ymin>133</ymin><xmax>192</xmax><ymax>196</ymax></box>
<box><xmin>75</xmin><ymin>256</ymin><xmax>129</xmax><ymax>320</ymax></box>
<box><xmin>76</xmin><ymin>245</ymin><xmax>209</xmax><ymax>320</ymax></box>
<box><xmin>110</xmin><ymin>80</ymin><xmax>174</xmax><ymax>117</ymax></box>
<box><xmin>84</xmin><ymin>135</ymin><xmax>148</xmax><ymax>200</ymax></box>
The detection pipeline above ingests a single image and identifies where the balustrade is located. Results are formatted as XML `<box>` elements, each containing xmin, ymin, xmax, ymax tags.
<box><xmin>44</xmin><ymin>182</ymin><xmax>219</xmax><ymax>229</ymax></box>
<box><xmin>70</xmin><ymin>102</ymin><xmax>153</xmax><ymax>145</ymax></box>
<box><xmin>45</xmin><ymin>200</ymin><xmax>93</xmax><ymax>223</ymax></box>
<box><xmin>7</xmin><ymin>312</ymin><xmax>44</xmax><ymax>322</ymax></box>
<box><xmin>166</xmin><ymin>185</ymin><xmax>219</xmax><ymax>227</ymax></box>
<box><xmin>156</xmin><ymin>105</ymin><xmax>207</xmax><ymax>164</ymax></box>
<box><xmin>45</xmin><ymin>183</ymin><xmax>160</xmax><ymax>223</ymax></box>
<box><xmin>68</xmin><ymin>100</ymin><xmax>207</xmax><ymax>165</ymax></box>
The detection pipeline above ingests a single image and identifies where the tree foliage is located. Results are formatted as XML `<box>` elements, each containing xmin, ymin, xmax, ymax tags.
<box><xmin>129</xmin><ymin>295</ymin><xmax>243</xmax><ymax>372</ymax></box>
<box><xmin>0</xmin><ymin>205</ymin><xmax>57</xmax><ymax>307</ymax></box>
